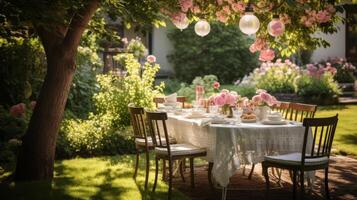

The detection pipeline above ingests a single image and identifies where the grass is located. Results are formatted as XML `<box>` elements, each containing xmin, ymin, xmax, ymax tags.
<box><xmin>316</xmin><ymin>105</ymin><xmax>357</xmax><ymax>156</ymax></box>
<box><xmin>0</xmin><ymin>154</ymin><xmax>188</xmax><ymax>200</ymax></box>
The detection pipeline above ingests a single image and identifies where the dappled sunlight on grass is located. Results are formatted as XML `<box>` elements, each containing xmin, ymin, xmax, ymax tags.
<box><xmin>0</xmin><ymin>154</ymin><xmax>187</xmax><ymax>200</ymax></box>
<box><xmin>316</xmin><ymin>105</ymin><xmax>357</xmax><ymax>156</ymax></box>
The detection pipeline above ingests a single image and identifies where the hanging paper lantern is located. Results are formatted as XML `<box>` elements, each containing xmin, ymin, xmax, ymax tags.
<box><xmin>173</xmin><ymin>16</ymin><xmax>190</xmax><ymax>30</ymax></box>
<box><xmin>239</xmin><ymin>12</ymin><xmax>260</xmax><ymax>35</ymax></box>
<box><xmin>267</xmin><ymin>16</ymin><xmax>285</xmax><ymax>37</ymax></box>
<box><xmin>194</xmin><ymin>20</ymin><xmax>211</xmax><ymax>37</ymax></box>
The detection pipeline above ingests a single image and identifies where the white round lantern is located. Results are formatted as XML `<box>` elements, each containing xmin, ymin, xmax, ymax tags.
<box><xmin>239</xmin><ymin>12</ymin><xmax>260</xmax><ymax>35</ymax></box>
<box><xmin>173</xmin><ymin>16</ymin><xmax>190</xmax><ymax>31</ymax></box>
<box><xmin>194</xmin><ymin>20</ymin><xmax>211</xmax><ymax>37</ymax></box>
<box><xmin>267</xmin><ymin>17</ymin><xmax>285</xmax><ymax>37</ymax></box>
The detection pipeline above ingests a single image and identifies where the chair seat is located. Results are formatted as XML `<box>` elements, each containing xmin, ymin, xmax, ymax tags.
<box><xmin>155</xmin><ymin>143</ymin><xmax>206</xmax><ymax>156</ymax></box>
<box><xmin>135</xmin><ymin>137</ymin><xmax>176</xmax><ymax>147</ymax></box>
<box><xmin>264</xmin><ymin>153</ymin><xmax>329</xmax><ymax>166</ymax></box>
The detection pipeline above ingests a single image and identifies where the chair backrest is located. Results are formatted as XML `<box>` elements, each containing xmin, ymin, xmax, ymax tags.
<box><xmin>153</xmin><ymin>96</ymin><xmax>187</xmax><ymax>108</ymax></box>
<box><xmin>301</xmin><ymin>115</ymin><xmax>338</xmax><ymax>165</ymax></box>
<box><xmin>271</xmin><ymin>102</ymin><xmax>290</xmax><ymax>119</ymax></box>
<box><xmin>128</xmin><ymin>106</ymin><xmax>147</xmax><ymax>139</ymax></box>
<box><xmin>145</xmin><ymin>111</ymin><xmax>172</xmax><ymax>156</ymax></box>
<box><xmin>288</xmin><ymin>103</ymin><xmax>317</xmax><ymax>122</ymax></box>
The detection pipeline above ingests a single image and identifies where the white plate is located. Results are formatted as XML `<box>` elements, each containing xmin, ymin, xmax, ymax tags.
<box><xmin>241</xmin><ymin>118</ymin><xmax>257</xmax><ymax>123</ymax></box>
<box><xmin>261</xmin><ymin>120</ymin><xmax>288</xmax><ymax>125</ymax></box>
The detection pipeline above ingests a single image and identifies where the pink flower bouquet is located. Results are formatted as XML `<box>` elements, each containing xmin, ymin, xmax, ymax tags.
<box><xmin>210</xmin><ymin>89</ymin><xmax>238</xmax><ymax>107</ymax></box>
<box><xmin>251</xmin><ymin>89</ymin><xmax>280</xmax><ymax>107</ymax></box>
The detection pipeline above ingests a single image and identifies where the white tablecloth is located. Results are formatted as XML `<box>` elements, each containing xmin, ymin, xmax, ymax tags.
<box><xmin>166</xmin><ymin>113</ymin><xmax>311</xmax><ymax>187</ymax></box>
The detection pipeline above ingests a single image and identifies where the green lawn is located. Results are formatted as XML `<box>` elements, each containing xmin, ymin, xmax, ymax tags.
<box><xmin>0</xmin><ymin>154</ymin><xmax>187</xmax><ymax>200</ymax></box>
<box><xmin>316</xmin><ymin>105</ymin><xmax>357</xmax><ymax>156</ymax></box>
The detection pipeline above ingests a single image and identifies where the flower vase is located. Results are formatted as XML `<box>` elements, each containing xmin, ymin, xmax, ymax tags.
<box><xmin>255</xmin><ymin>106</ymin><xmax>270</xmax><ymax>121</ymax></box>
<box><xmin>220</xmin><ymin>105</ymin><xmax>233</xmax><ymax>118</ymax></box>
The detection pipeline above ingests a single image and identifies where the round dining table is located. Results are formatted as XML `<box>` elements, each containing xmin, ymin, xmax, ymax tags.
<box><xmin>165</xmin><ymin>111</ymin><xmax>313</xmax><ymax>189</ymax></box>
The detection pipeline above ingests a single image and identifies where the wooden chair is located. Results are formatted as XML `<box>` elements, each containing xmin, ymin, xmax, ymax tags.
<box><xmin>129</xmin><ymin>106</ymin><xmax>152</xmax><ymax>190</ymax></box>
<box><xmin>262</xmin><ymin>115</ymin><xmax>339</xmax><ymax>200</ymax></box>
<box><xmin>288</xmin><ymin>103</ymin><xmax>317</xmax><ymax>122</ymax></box>
<box><xmin>146</xmin><ymin>111</ymin><xmax>206</xmax><ymax>199</ymax></box>
<box><xmin>247</xmin><ymin>102</ymin><xmax>291</xmax><ymax>180</ymax></box>
<box><xmin>153</xmin><ymin>96</ymin><xmax>187</xmax><ymax>108</ymax></box>
<box><xmin>271</xmin><ymin>101</ymin><xmax>290</xmax><ymax>119</ymax></box>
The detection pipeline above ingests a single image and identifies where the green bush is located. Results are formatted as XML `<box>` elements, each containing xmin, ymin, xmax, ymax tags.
<box><xmin>0</xmin><ymin>37</ymin><xmax>46</xmax><ymax>106</ymax></box>
<box><xmin>58</xmin><ymin>54</ymin><xmax>163</xmax><ymax>158</ymax></box>
<box><xmin>252</xmin><ymin>60</ymin><xmax>301</xmax><ymax>93</ymax></box>
<box><xmin>176</xmin><ymin>75</ymin><xmax>218</xmax><ymax>102</ymax></box>
<box><xmin>167</xmin><ymin>22</ymin><xmax>259</xmax><ymax>84</ymax></box>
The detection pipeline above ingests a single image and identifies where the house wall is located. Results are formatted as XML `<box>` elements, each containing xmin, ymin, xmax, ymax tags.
<box><xmin>311</xmin><ymin>11</ymin><xmax>346</xmax><ymax>62</ymax></box>
<box><xmin>152</xmin><ymin>24</ymin><xmax>175</xmax><ymax>75</ymax></box>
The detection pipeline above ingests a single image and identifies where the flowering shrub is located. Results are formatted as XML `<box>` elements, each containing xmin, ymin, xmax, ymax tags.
<box><xmin>318</xmin><ymin>58</ymin><xmax>356</xmax><ymax>83</ymax></box>
<box><xmin>58</xmin><ymin>54</ymin><xmax>163</xmax><ymax>157</ymax></box>
<box><xmin>125</xmin><ymin>37</ymin><xmax>148</xmax><ymax>59</ymax></box>
<box><xmin>239</xmin><ymin>59</ymin><xmax>341</xmax><ymax>104</ymax></box>
<box><xmin>250</xmin><ymin>59</ymin><xmax>301</xmax><ymax>93</ymax></box>
<box><xmin>176</xmin><ymin>75</ymin><xmax>219</xmax><ymax>102</ymax></box>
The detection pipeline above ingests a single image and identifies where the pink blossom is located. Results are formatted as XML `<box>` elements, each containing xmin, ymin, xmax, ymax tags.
<box><xmin>223</xmin><ymin>5</ymin><xmax>231</xmax><ymax>15</ymax></box>
<box><xmin>226</xmin><ymin>93</ymin><xmax>237</xmax><ymax>105</ymax></box>
<box><xmin>180</xmin><ymin>0</ymin><xmax>193</xmax><ymax>12</ymax></box>
<box><xmin>10</xmin><ymin>103</ymin><xmax>26</xmax><ymax>118</ymax></box>
<box><xmin>29</xmin><ymin>101</ymin><xmax>36</xmax><ymax>110</ymax></box>
<box><xmin>259</xmin><ymin>49</ymin><xmax>275</xmax><ymax>62</ymax></box>
<box><xmin>191</xmin><ymin>5</ymin><xmax>201</xmax><ymax>14</ymax></box>
<box><xmin>260</xmin><ymin>92</ymin><xmax>271</xmax><ymax>102</ymax></box>
<box><xmin>249</xmin><ymin>38</ymin><xmax>267</xmax><ymax>53</ymax></box>
<box><xmin>146</xmin><ymin>55</ymin><xmax>156</xmax><ymax>63</ymax></box>
<box><xmin>231</xmin><ymin>2</ymin><xmax>245</xmax><ymax>12</ymax></box>
<box><xmin>213</xmin><ymin>81</ymin><xmax>220</xmax><ymax>89</ymax></box>
<box><xmin>315</xmin><ymin>10</ymin><xmax>331</xmax><ymax>23</ymax></box>
<box><xmin>171</xmin><ymin>12</ymin><xmax>186</xmax><ymax>24</ymax></box>
<box><xmin>214</xmin><ymin>94</ymin><xmax>226</xmax><ymax>106</ymax></box>
<box><xmin>326</xmin><ymin>4</ymin><xmax>336</xmax><ymax>13</ymax></box>
<box><xmin>216</xmin><ymin>10</ymin><xmax>228</xmax><ymax>23</ymax></box>
<box><xmin>217</xmin><ymin>0</ymin><xmax>223</xmax><ymax>5</ymax></box>
<box><xmin>252</xmin><ymin>95</ymin><xmax>262</xmax><ymax>104</ymax></box>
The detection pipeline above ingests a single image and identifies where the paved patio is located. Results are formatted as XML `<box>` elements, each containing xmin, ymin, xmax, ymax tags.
<box><xmin>172</xmin><ymin>156</ymin><xmax>357</xmax><ymax>200</ymax></box>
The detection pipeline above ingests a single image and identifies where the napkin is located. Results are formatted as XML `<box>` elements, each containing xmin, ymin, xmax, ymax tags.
<box><xmin>165</xmin><ymin>93</ymin><xmax>177</xmax><ymax>103</ymax></box>
<box><xmin>185</xmin><ymin>112</ymin><xmax>206</xmax><ymax>119</ymax></box>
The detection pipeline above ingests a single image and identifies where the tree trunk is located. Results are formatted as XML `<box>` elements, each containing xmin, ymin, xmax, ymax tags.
<box><xmin>15</xmin><ymin>53</ymin><xmax>75</xmax><ymax>181</ymax></box>
<box><xmin>15</xmin><ymin>0</ymin><xmax>99</xmax><ymax>181</ymax></box>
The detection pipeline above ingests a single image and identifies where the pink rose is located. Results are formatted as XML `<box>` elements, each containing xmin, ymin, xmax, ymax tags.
<box><xmin>259</xmin><ymin>49</ymin><xmax>275</xmax><ymax>62</ymax></box>
<box><xmin>279</xmin><ymin>13</ymin><xmax>291</xmax><ymax>24</ymax></box>
<box><xmin>146</xmin><ymin>55</ymin><xmax>156</xmax><ymax>63</ymax></box>
<box><xmin>214</xmin><ymin>95</ymin><xmax>226</xmax><ymax>106</ymax></box>
<box><xmin>216</xmin><ymin>10</ymin><xmax>228</xmax><ymax>23</ymax></box>
<box><xmin>10</xmin><ymin>103</ymin><xmax>26</xmax><ymax>118</ymax></box>
<box><xmin>213</xmin><ymin>81</ymin><xmax>220</xmax><ymax>89</ymax></box>
<box><xmin>226</xmin><ymin>93</ymin><xmax>237</xmax><ymax>105</ymax></box>
<box><xmin>315</xmin><ymin>10</ymin><xmax>331</xmax><ymax>23</ymax></box>
<box><xmin>252</xmin><ymin>95</ymin><xmax>262</xmax><ymax>104</ymax></box>
<box><xmin>171</xmin><ymin>12</ymin><xmax>186</xmax><ymax>24</ymax></box>
<box><xmin>191</xmin><ymin>5</ymin><xmax>201</xmax><ymax>14</ymax></box>
<box><xmin>260</xmin><ymin>92</ymin><xmax>272</xmax><ymax>103</ymax></box>
<box><xmin>270</xmin><ymin>21</ymin><xmax>284</xmax><ymax>36</ymax></box>
<box><xmin>217</xmin><ymin>0</ymin><xmax>223</xmax><ymax>5</ymax></box>
<box><xmin>180</xmin><ymin>0</ymin><xmax>193</xmax><ymax>12</ymax></box>
<box><xmin>250</xmin><ymin>38</ymin><xmax>267</xmax><ymax>53</ymax></box>
<box><xmin>231</xmin><ymin>2</ymin><xmax>245</xmax><ymax>12</ymax></box>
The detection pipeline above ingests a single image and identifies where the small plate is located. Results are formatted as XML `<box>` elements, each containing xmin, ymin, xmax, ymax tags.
<box><xmin>241</xmin><ymin>118</ymin><xmax>257</xmax><ymax>123</ymax></box>
<box><xmin>261</xmin><ymin>120</ymin><xmax>288</xmax><ymax>125</ymax></box>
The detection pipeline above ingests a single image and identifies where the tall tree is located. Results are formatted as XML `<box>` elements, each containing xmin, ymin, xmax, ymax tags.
<box><xmin>1</xmin><ymin>0</ymin><xmax>167</xmax><ymax>181</ymax></box>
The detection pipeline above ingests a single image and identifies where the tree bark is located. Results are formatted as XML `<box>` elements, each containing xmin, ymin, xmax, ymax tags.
<box><xmin>15</xmin><ymin>0</ymin><xmax>99</xmax><ymax>181</ymax></box>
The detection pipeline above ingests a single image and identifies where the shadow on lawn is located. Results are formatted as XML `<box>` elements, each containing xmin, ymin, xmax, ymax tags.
<box><xmin>317</xmin><ymin>105</ymin><xmax>348</xmax><ymax>111</ymax></box>
<box><xmin>338</xmin><ymin>133</ymin><xmax>357</xmax><ymax>145</ymax></box>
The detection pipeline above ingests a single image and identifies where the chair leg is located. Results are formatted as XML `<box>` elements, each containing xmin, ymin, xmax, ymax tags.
<box><xmin>300</xmin><ymin>171</ymin><xmax>304</xmax><ymax>200</ymax></box>
<box><xmin>208</xmin><ymin>162</ymin><xmax>214</xmax><ymax>188</ymax></box>
<box><xmin>325</xmin><ymin>167</ymin><xmax>330</xmax><ymax>200</ymax></box>
<box><xmin>292</xmin><ymin>170</ymin><xmax>297</xmax><ymax>200</ymax></box>
<box><xmin>190</xmin><ymin>157</ymin><xmax>195</xmax><ymax>188</ymax></box>
<box><xmin>179</xmin><ymin>160</ymin><xmax>185</xmax><ymax>182</ymax></box>
<box><xmin>133</xmin><ymin>151</ymin><xmax>139</xmax><ymax>179</ymax></box>
<box><xmin>262</xmin><ymin>163</ymin><xmax>270</xmax><ymax>200</ymax></box>
<box><xmin>144</xmin><ymin>151</ymin><xmax>150</xmax><ymax>190</ymax></box>
<box><xmin>168</xmin><ymin>159</ymin><xmax>173</xmax><ymax>200</ymax></box>
<box><xmin>152</xmin><ymin>157</ymin><xmax>159</xmax><ymax>192</ymax></box>
<box><xmin>248</xmin><ymin>164</ymin><xmax>255</xmax><ymax>180</ymax></box>
<box><xmin>162</xmin><ymin>160</ymin><xmax>166</xmax><ymax>181</ymax></box>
